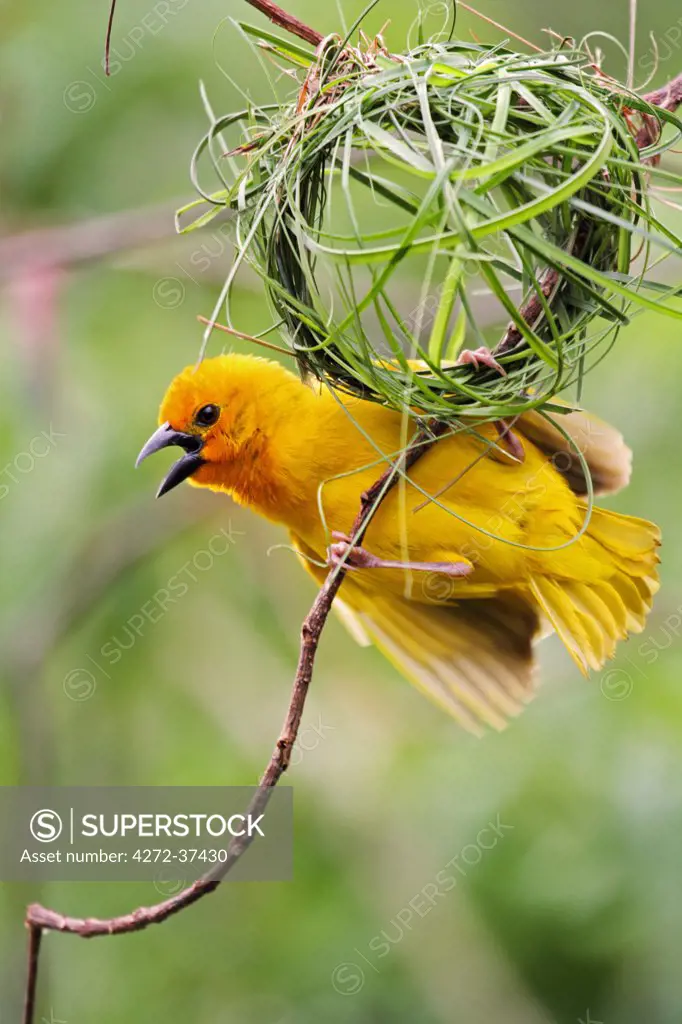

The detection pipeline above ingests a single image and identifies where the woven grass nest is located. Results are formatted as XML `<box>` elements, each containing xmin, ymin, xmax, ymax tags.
<box><xmin>181</xmin><ymin>19</ymin><xmax>682</xmax><ymax>423</ymax></box>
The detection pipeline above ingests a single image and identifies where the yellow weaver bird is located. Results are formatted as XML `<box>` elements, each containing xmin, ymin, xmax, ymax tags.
<box><xmin>137</xmin><ymin>353</ymin><xmax>660</xmax><ymax>735</ymax></box>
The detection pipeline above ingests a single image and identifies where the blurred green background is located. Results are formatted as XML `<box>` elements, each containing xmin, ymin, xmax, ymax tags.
<box><xmin>3</xmin><ymin>0</ymin><xmax>682</xmax><ymax>1021</ymax></box>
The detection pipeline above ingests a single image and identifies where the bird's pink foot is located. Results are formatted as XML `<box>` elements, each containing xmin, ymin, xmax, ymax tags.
<box><xmin>328</xmin><ymin>533</ymin><xmax>473</xmax><ymax>577</ymax></box>
<box><xmin>328</xmin><ymin>534</ymin><xmax>384</xmax><ymax>571</ymax></box>
<box><xmin>456</xmin><ymin>346</ymin><xmax>507</xmax><ymax>377</ymax></box>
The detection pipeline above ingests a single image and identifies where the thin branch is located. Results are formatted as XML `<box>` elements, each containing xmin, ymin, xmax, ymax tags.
<box><xmin>238</xmin><ymin>0</ymin><xmax>324</xmax><ymax>46</ymax></box>
<box><xmin>643</xmin><ymin>72</ymin><xmax>682</xmax><ymax>111</ymax></box>
<box><xmin>494</xmin><ymin>267</ymin><xmax>562</xmax><ymax>356</ymax></box>
<box><xmin>22</xmin><ymin>926</ymin><xmax>42</xmax><ymax>1024</ymax></box>
<box><xmin>105</xmin><ymin>0</ymin><xmax>118</xmax><ymax>75</ymax></box>
<box><xmin>632</xmin><ymin>73</ymin><xmax>682</xmax><ymax>150</ymax></box>
<box><xmin>21</xmin><ymin>423</ymin><xmax>444</xmax><ymax>1020</ymax></box>
<box><xmin>196</xmin><ymin>315</ymin><xmax>294</xmax><ymax>357</ymax></box>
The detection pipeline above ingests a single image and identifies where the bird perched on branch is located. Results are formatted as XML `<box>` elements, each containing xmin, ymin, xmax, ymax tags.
<box><xmin>137</xmin><ymin>354</ymin><xmax>660</xmax><ymax>735</ymax></box>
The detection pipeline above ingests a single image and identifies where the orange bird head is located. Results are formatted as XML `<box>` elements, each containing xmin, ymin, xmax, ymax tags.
<box><xmin>136</xmin><ymin>353</ymin><xmax>300</xmax><ymax>498</ymax></box>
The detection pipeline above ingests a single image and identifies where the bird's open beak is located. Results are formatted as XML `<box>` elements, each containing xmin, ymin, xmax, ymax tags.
<box><xmin>136</xmin><ymin>422</ymin><xmax>205</xmax><ymax>498</ymax></box>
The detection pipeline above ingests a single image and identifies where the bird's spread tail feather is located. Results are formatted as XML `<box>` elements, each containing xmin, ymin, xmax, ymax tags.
<box><xmin>529</xmin><ymin>505</ymin><xmax>660</xmax><ymax>675</ymax></box>
<box><xmin>339</xmin><ymin>588</ymin><xmax>540</xmax><ymax>736</ymax></box>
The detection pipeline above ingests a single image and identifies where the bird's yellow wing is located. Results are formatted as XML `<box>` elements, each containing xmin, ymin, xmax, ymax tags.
<box><xmin>401</xmin><ymin>358</ymin><xmax>632</xmax><ymax>497</ymax></box>
<box><xmin>291</xmin><ymin>532</ymin><xmax>540</xmax><ymax>735</ymax></box>
<box><xmin>337</xmin><ymin>584</ymin><xmax>540</xmax><ymax>735</ymax></box>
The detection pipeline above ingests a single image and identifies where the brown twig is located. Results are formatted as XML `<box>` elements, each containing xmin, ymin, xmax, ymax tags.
<box><xmin>495</xmin><ymin>218</ymin><xmax>593</xmax><ymax>357</ymax></box>
<box><xmin>238</xmin><ymin>0</ymin><xmax>324</xmax><ymax>46</ymax></box>
<box><xmin>494</xmin><ymin>266</ymin><xmax>562</xmax><ymax>356</ymax></box>
<box><xmin>196</xmin><ymin>315</ymin><xmax>294</xmax><ymax>357</ymax></box>
<box><xmin>643</xmin><ymin>72</ymin><xmax>682</xmax><ymax>111</ymax></box>
<box><xmin>633</xmin><ymin>73</ymin><xmax>682</xmax><ymax>150</ymax></box>
<box><xmin>21</xmin><ymin>423</ymin><xmax>444</xmax><ymax>1021</ymax></box>
<box><xmin>22</xmin><ymin>927</ymin><xmax>42</xmax><ymax>1024</ymax></box>
<box><xmin>105</xmin><ymin>0</ymin><xmax>118</xmax><ymax>75</ymax></box>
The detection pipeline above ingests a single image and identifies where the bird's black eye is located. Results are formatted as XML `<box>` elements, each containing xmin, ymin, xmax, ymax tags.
<box><xmin>194</xmin><ymin>404</ymin><xmax>220</xmax><ymax>427</ymax></box>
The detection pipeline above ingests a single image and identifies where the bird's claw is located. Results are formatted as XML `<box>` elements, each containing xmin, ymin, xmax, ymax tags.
<box><xmin>328</xmin><ymin>533</ymin><xmax>382</xmax><ymax>571</ymax></box>
<box><xmin>457</xmin><ymin>346</ymin><xmax>507</xmax><ymax>377</ymax></box>
<box><xmin>328</xmin><ymin>533</ymin><xmax>473</xmax><ymax>577</ymax></box>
